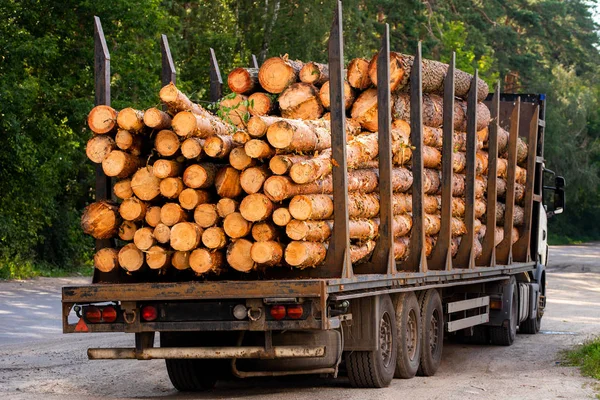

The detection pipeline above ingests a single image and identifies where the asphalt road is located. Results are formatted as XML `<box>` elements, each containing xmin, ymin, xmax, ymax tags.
<box><xmin>1</xmin><ymin>244</ymin><xmax>599</xmax><ymax>399</ymax></box>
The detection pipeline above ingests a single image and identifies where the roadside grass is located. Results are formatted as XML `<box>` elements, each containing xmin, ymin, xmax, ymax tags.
<box><xmin>548</xmin><ymin>235</ymin><xmax>592</xmax><ymax>245</ymax></box>
<box><xmin>0</xmin><ymin>259</ymin><xmax>93</xmax><ymax>280</ymax></box>
<box><xmin>563</xmin><ymin>337</ymin><xmax>600</xmax><ymax>397</ymax></box>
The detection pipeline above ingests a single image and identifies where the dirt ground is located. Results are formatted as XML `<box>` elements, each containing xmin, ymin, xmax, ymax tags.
<box><xmin>0</xmin><ymin>244</ymin><xmax>599</xmax><ymax>399</ymax></box>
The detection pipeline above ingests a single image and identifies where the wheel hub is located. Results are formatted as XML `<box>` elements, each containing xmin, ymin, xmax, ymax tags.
<box><xmin>380</xmin><ymin>311</ymin><xmax>393</xmax><ymax>367</ymax></box>
<box><xmin>429</xmin><ymin>309</ymin><xmax>440</xmax><ymax>354</ymax></box>
<box><xmin>406</xmin><ymin>309</ymin><xmax>418</xmax><ymax>360</ymax></box>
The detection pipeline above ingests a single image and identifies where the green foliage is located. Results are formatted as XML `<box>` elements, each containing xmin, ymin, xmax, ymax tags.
<box><xmin>563</xmin><ymin>337</ymin><xmax>600</xmax><ymax>381</ymax></box>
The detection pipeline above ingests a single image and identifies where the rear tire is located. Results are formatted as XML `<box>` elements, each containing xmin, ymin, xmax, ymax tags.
<box><xmin>346</xmin><ymin>294</ymin><xmax>397</xmax><ymax>388</ymax></box>
<box><xmin>519</xmin><ymin>309</ymin><xmax>541</xmax><ymax>334</ymax></box>
<box><xmin>393</xmin><ymin>292</ymin><xmax>422</xmax><ymax>379</ymax></box>
<box><xmin>490</xmin><ymin>277</ymin><xmax>518</xmax><ymax>346</ymax></box>
<box><xmin>417</xmin><ymin>290</ymin><xmax>443</xmax><ymax>376</ymax></box>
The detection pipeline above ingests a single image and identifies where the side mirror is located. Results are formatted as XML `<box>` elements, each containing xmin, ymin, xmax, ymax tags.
<box><xmin>553</xmin><ymin>176</ymin><xmax>565</xmax><ymax>215</ymax></box>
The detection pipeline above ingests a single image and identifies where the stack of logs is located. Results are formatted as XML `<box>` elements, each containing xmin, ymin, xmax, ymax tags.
<box><xmin>82</xmin><ymin>52</ymin><xmax>528</xmax><ymax>276</ymax></box>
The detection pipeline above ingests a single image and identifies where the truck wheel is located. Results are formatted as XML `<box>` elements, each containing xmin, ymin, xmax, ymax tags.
<box><xmin>394</xmin><ymin>292</ymin><xmax>422</xmax><ymax>379</ymax></box>
<box><xmin>417</xmin><ymin>290</ymin><xmax>443</xmax><ymax>376</ymax></box>
<box><xmin>519</xmin><ymin>306</ymin><xmax>541</xmax><ymax>334</ymax></box>
<box><xmin>490</xmin><ymin>277</ymin><xmax>518</xmax><ymax>346</ymax></box>
<box><xmin>346</xmin><ymin>294</ymin><xmax>397</xmax><ymax>388</ymax></box>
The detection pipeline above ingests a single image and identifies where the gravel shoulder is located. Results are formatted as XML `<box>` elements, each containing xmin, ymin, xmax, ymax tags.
<box><xmin>1</xmin><ymin>244</ymin><xmax>599</xmax><ymax>399</ymax></box>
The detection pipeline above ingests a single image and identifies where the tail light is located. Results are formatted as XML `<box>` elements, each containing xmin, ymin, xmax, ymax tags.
<box><xmin>101</xmin><ymin>306</ymin><xmax>118</xmax><ymax>323</ymax></box>
<box><xmin>270</xmin><ymin>305</ymin><xmax>286</xmax><ymax>320</ymax></box>
<box><xmin>84</xmin><ymin>306</ymin><xmax>102</xmax><ymax>323</ymax></box>
<box><xmin>141</xmin><ymin>305</ymin><xmax>158</xmax><ymax>321</ymax></box>
<box><xmin>286</xmin><ymin>305</ymin><xmax>304</xmax><ymax>319</ymax></box>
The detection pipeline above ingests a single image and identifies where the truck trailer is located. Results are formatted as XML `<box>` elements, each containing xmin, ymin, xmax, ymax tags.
<box><xmin>63</xmin><ymin>2</ymin><xmax>565</xmax><ymax>390</ymax></box>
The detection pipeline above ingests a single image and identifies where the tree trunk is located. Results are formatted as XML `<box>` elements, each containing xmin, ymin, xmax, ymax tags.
<box><xmin>202</xmin><ymin>226</ymin><xmax>228</xmax><ymax>249</ymax></box>
<box><xmin>160</xmin><ymin>203</ymin><xmax>187</xmax><ymax>226</ymax></box>
<box><xmin>288</xmin><ymin>194</ymin><xmax>333</xmax><ymax>220</ymax></box>
<box><xmin>153</xmin><ymin>223</ymin><xmax>171</xmax><ymax>244</ymax></box>
<box><xmin>171</xmin><ymin>110</ymin><xmax>232</xmax><ymax>138</ymax></box>
<box><xmin>223</xmin><ymin>212</ymin><xmax>252</xmax><ymax>239</ymax></box>
<box><xmin>117</xmin><ymin>108</ymin><xmax>145</xmax><ymax>132</ymax></box>
<box><xmin>226</xmin><ymin>238</ymin><xmax>256</xmax><ymax>272</ymax></box>
<box><xmin>347</xmin><ymin>58</ymin><xmax>372</xmax><ymax>90</ymax></box>
<box><xmin>266</xmin><ymin>120</ymin><xmax>331</xmax><ymax>152</ymax></box>
<box><xmin>155</xmin><ymin>130</ymin><xmax>181</xmax><ymax>157</ymax></box>
<box><xmin>319</xmin><ymin>80</ymin><xmax>355</xmax><ymax>110</ymax></box>
<box><xmin>118</xmin><ymin>220</ymin><xmax>138</xmax><ymax>241</ymax></box>
<box><xmin>216</xmin><ymin>198</ymin><xmax>239</xmax><ymax>218</ymax></box>
<box><xmin>88</xmin><ymin>105</ymin><xmax>118</xmax><ymax>134</ymax></box>
<box><xmin>251</xmin><ymin>241</ymin><xmax>284</xmax><ymax>266</ymax></box>
<box><xmin>118</xmin><ymin>243</ymin><xmax>144</xmax><ymax>272</ymax></box>
<box><xmin>272</xmin><ymin>207</ymin><xmax>292</xmax><ymax>226</ymax></box>
<box><xmin>178</xmin><ymin>188</ymin><xmax>211</xmax><ymax>210</ymax></box>
<box><xmin>130</xmin><ymin>166</ymin><xmax>161</xmax><ymax>201</ymax></box>
<box><xmin>102</xmin><ymin>150</ymin><xmax>140</xmax><ymax>178</ymax></box>
<box><xmin>240</xmin><ymin>165</ymin><xmax>270</xmax><ymax>194</ymax></box>
<box><xmin>143</xmin><ymin>108</ymin><xmax>172</xmax><ymax>130</ymax></box>
<box><xmin>286</xmin><ymin>220</ymin><xmax>331</xmax><ymax>242</ymax></box>
<box><xmin>245</xmin><ymin>139</ymin><xmax>277</xmax><ymax>158</ymax></box>
<box><xmin>144</xmin><ymin>206</ymin><xmax>162</xmax><ymax>227</ymax></box>
<box><xmin>300</xmin><ymin>62</ymin><xmax>329</xmax><ymax>86</ymax></box>
<box><xmin>215</xmin><ymin>166</ymin><xmax>243</xmax><ymax>198</ymax></box>
<box><xmin>172</xmin><ymin>251</ymin><xmax>190</xmax><ymax>270</ymax></box>
<box><xmin>180</xmin><ymin>137</ymin><xmax>204</xmax><ymax>159</ymax></box>
<box><xmin>183</xmin><ymin>163</ymin><xmax>217</xmax><ymax>189</ymax></box>
<box><xmin>284</xmin><ymin>241</ymin><xmax>327</xmax><ymax>268</ymax></box>
<box><xmin>251</xmin><ymin>221</ymin><xmax>278</xmax><ymax>242</ymax></box>
<box><xmin>229</xmin><ymin>147</ymin><xmax>256</xmax><ymax>170</ymax></box>
<box><xmin>203</xmin><ymin>134</ymin><xmax>235</xmax><ymax>159</ymax></box>
<box><xmin>146</xmin><ymin>245</ymin><xmax>171</xmax><ymax>270</ymax></box>
<box><xmin>247</xmin><ymin>115</ymin><xmax>282</xmax><ymax>138</ymax></box>
<box><xmin>119</xmin><ymin>197</ymin><xmax>147</xmax><ymax>222</ymax></box>
<box><xmin>194</xmin><ymin>204</ymin><xmax>219</xmax><ymax>228</ymax></box>
<box><xmin>86</xmin><ymin>135</ymin><xmax>115</xmax><ymax>163</ymax></box>
<box><xmin>170</xmin><ymin>222</ymin><xmax>203</xmax><ymax>251</ymax></box>
<box><xmin>248</xmin><ymin>92</ymin><xmax>275</xmax><ymax>116</ymax></box>
<box><xmin>190</xmin><ymin>248</ymin><xmax>224</xmax><ymax>275</ymax></box>
<box><xmin>279</xmin><ymin>83</ymin><xmax>323</xmax><ymax>120</ymax></box>
<box><xmin>113</xmin><ymin>179</ymin><xmax>133</xmax><ymax>200</ymax></box>
<box><xmin>289</xmin><ymin>150</ymin><xmax>332</xmax><ymax>184</ymax></box>
<box><xmin>153</xmin><ymin>159</ymin><xmax>182</xmax><ymax>178</ymax></box>
<box><xmin>258</xmin><ymin>56</ymin><xmax>303</xmax><ymax>94</ymax></box>
<box><xmin>133</xmin><ymin>227</ymin><xmax>155</xmax><ymax>251</ymax></box>
<box><xmin>228</xmin><ymin>67</ymin><xmax>260</xmax><ymax>94</ymax></box>
<box><xmin>81</xmin><ymin>201</ymin><xmax>120</xmax><ymax>239</ymax></box>
<box><xmin>240</xmin><ymin>193</ymin><xmax>274</xmax><ymax>222</ymax></box>
<box><xmin>115</xmin><ymin>129</ymin><xmax>143</xmax><ymax>156</ymax></box>
<box><xmin>94</xmin><ymin>248</ymin><xmax>120</xmax><ymax>272</ymax></box>
<box><xmin>159</xmin><ymin>177</ymin><xmax>184</xmax><ymax>199</ymax></box>
<box><xmin>269</xmin><ymin>154</ymin><xmax>312</xmax><ymax>175</ymax></box>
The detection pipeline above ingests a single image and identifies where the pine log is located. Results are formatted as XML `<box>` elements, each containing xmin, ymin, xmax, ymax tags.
<box><xmin>247</xmin><ymin>115</ymin><xmax>282</xmax><ymax>138</ymax></box>
<box><xmin>300</xmin><ymin>62</ymin><xmax>329</xmax><ymax>86</ymax></box>
<box><xmin>240</xmin><ymin>193</ymin><xmax>274</xmax><ymax>222</ymax></box>
<box><xmin>266</xmin><ymin>120</ymin><xmax>330</xmax><ymax>152</ymax></box>
<box><xmin>289</xmin><ymin>194</ymin><xmax>333</xmax><ymax>221</ymax></box>
<box><xmin>250</xmin><ymin>241</ymin><xmax>284</xmax><ymax>267</ymax></box>
<box><xmin>194</xmin><ymin>204</ymin><xmax>219</xmax><ymax>228</ymax></box>
<box><xmin>319</xmin><ymin>80</ymin><xmax>355</xmax><ymax>110</ymax></box>
<box><xmin>102</xmin><ymin>150</ymin><xmax>140</xmax><ymax>178</ymax></box>
<box><xmin>118</xmin><ymin>220</ymin><xmax>138</xmax><ymax>241</ymax></box>
<box><xmin>495</xmin><ymin>203</ymin><xmax>526</xmax><ymax>226</ymax></box>
<box><xmin>258</xmin><ymin>56</ymin><xmax>303</xmax><ymax>94</ymax></box>
<box><xmin>144</xmin><ymin>206</ymin><xmax>162</xmax><ymax>227</ymax></box>
<box><xmin>180</xmin><ymin>137</ymin><xmax>204</xmax><ymax>159</ymax></box>
<box><xmin>226</xmin><ymin>239</ymin><xmax>256</xmax><ymax>272</ymax></box>
<box><xmin>115</xmin><ymin>129</ymin><xmax>142</xmax><ymax>156</ymax></box>
<box><xmin>289</xmin><ymin>150</ymin><xmax>332</xmax><ymax>184</ymax></box>
<box><xmin>216</xmin><ymin>198</ymin><xmax>239</xmax><ymax>218</ymax></box>
<box><xmin>88</xmin><ymin>105</ymin><xmax>118</xmax><ymax>134</ymax></box>
<box><xmin>130</xmin><ymin>166</ymin><xmax>161</xmax><ymax>201</ymax></box>
<box><xmin>170</xmin><ymin>222</ymin><xmax>203</xmax><ymax>251</ymax></box>
<box><xmin>240</xmin><ymin>165</ymin><xmax>270</xmax><ymax>194</ymax></box>
<box><xmin>223</xmin><ymin>212</ymin><xmax>252</xmax><ymax>239</ymax></box>
<box><xmin>351</xmin><ymin>88</ymin><xmax>379</xmax><ymax>132</ymax></box>
<box><xmin>233</xmin><ymin>130</ymin><xmax>251</xmax><ymax>145</ymax></box>
<box><xmin>279</xmin><ymin>83</ymin><xmax>324</xmax><ymax>120</ymax></box>
<box><xmin>248</xmin><ymin>92</ymin><xmax>275</xmax><ymax>116</ymax></box>
<box><xmin>183</xmin><ymin>163</ymin><xmax>217</xmax><ymax>189</ymax></box>
<box><xmin>286</xmin><ymin>220</ymin><xmax>331</xmax><ymax>242</ymax></box>
<box><xmin>146</xmin><ymin>245</ymin><xmax>171</xmax><ymax>270</ymax></box>
<box><xmin>203</xmin><ymin>134</ymin><xmax>235</xmax><ymax>158</ymax></box>
<box><xmin>245</xmin><ymin>139</ymin><xmax>277</xmax><ymax>159</ymax></box>
<box><xmin>154</xmin><ymin>130</ymin><xmax>181</xmax><ymax>157</ymax></box>
<box><xmin>272</xmin><ymin>208</ymin><xmax>292</xmax><ymax>227</ymax></box>
<box><xmin>117</xmin><ymin>108</ymin><xmax>145</xmax><ymax>132</ymax></box>
<box><xmin>81</xmin><ymin>201</ymin><xmax>120</xmax><ymax>239</ymax></box>
<box><xmin>133</xmin><ymin>227</ymin><xmax>155</xmax><ymax>251</ymax></box>
<box><xmin>161</xmin><ymin>203</ymin><xmax>187</xmax><ymax>227</ymax></box>
<box><xmin>86</xmin><ymin>135</ymin><xmax>116</xmax><ymax>163</ymax></box>
<box><xmin>219</xmin><ymin>94</ymin><xmax>249</xmax><ymax>128</ymax></box>
<box><xmin>229</xmin><ymin>147</ymin><xmax>256</xmax><ymax>170</ymax></box>
<box><xmin>367</xmin><ymin>52</ymin><xmax>411</xmax><ymax>92</ymax></box>
<box><xmin>94</xmin><ymin>248</ymin><xmax>120</xmax><ymax>273</ymax></box>
<box><xmin>160</xmin><ymin>177</ymin><xmax>184</xmax><ymax>199</ymax></box>
<box><xmin>455</xmin><ymin>100</ymin><xmax>491</xmax><ymax>132</ymax></box>
<box><xmin>190</xmin><ymin>248</ymin><xmax>224</xmax><ymax>274</ymax></box>
<box><xmin>143</xmin><ymin>108</ymin><xmax>172</xmax><ymax>130</ymax></box>
<box><xmin>497</xmin><ymin>179</ymin><xmax>526</xmax><ymax>204</ymax></box>
<box><xmin>118</xmin><ymin>244</ymin><xmax>144</xmax><ymax>272</ymax></box>
<box><xmin>202</xmin><ymin>226</ymin><xmax>228</xmax><ymax>249</ymax></box>
<box><xmin>153</xmin><ymin>223</ymin><xmax>171</xmax><ymax>244</ymax></box>
<box><xmin>269</xmin><ymin>154</ymin><xmax>311</xmax><ymax>175</ymax></box>
<box><xmin>152</xmin><ymin>160</ymin><xmax>181</xmax><ymax>179</ymax></box>
<box><xmin>113</xmin><ymin>179</ymin><xmax>133</xmax><ymax>200</ymax></box>
<box><xmin>228</xmin><ymin>67</ymin><xmax>259</xmax><ymax>95</ymax></box>
<box><xmin>179</xmin><ymin>188</ymin><xmax>211</xmax><ymax>210</ymax></box>
<box><xmin>251</xmin><ymin>221</ymin><xmax>278</xmax><ymax>242</ymax></box>
<box><xmin>284</xmin><ymin>241</ymin><xmax>327</xmax><ymax>268</ymax></box>
<box><xmin>172</xmin><ymin>111</ymin><xmax>232</xmax><ymax>138</ymax></box>
<box><xmin>172</xmin><ymin>251</ymin><xmax>191</xmax><ymax>270</ymax></box>
<box><xmin>347</xmin><ymin>58</ymin><xmax>372</xmax><ymax>90</ymax></box>
<box><xmin>215</xmin><ymin>166</ymin><xmax>243</xmax><ymax>198</ymax></box>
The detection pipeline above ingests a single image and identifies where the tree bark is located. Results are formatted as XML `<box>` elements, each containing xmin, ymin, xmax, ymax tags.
<box><xmin>170</xmin><ymin>222</ymin><xmax>203</xmax><ymax>251</ymax></box>
<box><xmin>228</xmin><ymin>67</ymin><xmax>260</xmax><ymax>94</ymax></box>
<box><xmin>279</xmin><ymin>83</ymin><xmax>323</xmax><ymax>120</ymax></box>
<box><xmin>81</xmin><ymin>201</ymin><xmax>120</xmax><ymax>239</ymax></box>
<box><xmin>88</xmin><ymin>105</ymin><xmax>118</xmax><ymax>134</ymax></box>
<box><xmin>143</xmin><ymin>108</ymin><xmax>172</xmax><ymax>130</ymax></box>
<box><xmin>351</xmin><ymin>88</ymin><xmax>379</xmax><ymax>132</ymax></box>
<box><xmin>94</xmin><ymin>248</ymin><xmax>120</xmax><ymax>272</ymax></box>
<box><xmin>251</xmin><ymin>241</ymin><xmax>284</xmax><ymax>266</ymax></box>
<box><xmin>266</xmin><ymin>119</ymin><xmax>331</xmax><ymax>152</ymax></box>
<box><xmin>86</xmin><ymin>135</ymin><xmax>115</xmax><ymax>163</ymax></box>
<box><xmin>258</xmin><ymin>56</ymin><xmax>303</xmax><ymax>94</ymax></box>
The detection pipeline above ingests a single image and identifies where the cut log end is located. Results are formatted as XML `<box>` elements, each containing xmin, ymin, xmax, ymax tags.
<box><xmin>88</xmin><ymin>105</ymin><xmax>118</xmax><ymax>134</ymax></box>
<box><xmin>155</xmin><ymin>130</ymin><xmax>181</xmax><ymax>157</ymax></box>
<box><xmin>202</xmin><ymin>226</ymin><xmax>228</xmax><ymax>249</ymax></box>
<box><xmin>131</xmin><ymin>166</ymin><xmax>161</xmax><ymax>201</ymax></box>
<box><xmin>172</xmin><ymin>251</ymin><xmax>191</xmax><ymax>270</ymax></box>
<box><xmin>223</xmin><ymin>212</ymin><xmax>252</xmax><ymax>239</ymax></box>
<box><xmin>117</xmin><ymin>107</ymin><xmax>145</xmax><ymax>132</ymax></box>
<box><xmin>143</xmin><ymin>108</ymin><xmax>172</xmax><ymax>130</ymax></box>
<box><xmin>81</xmin><ymin>201</ymin><xmax>119</xmax><ymax>239</ymax></box>
<box><xmin>190</xmin><ymin>248</ymin><xmax>224</xmax><ymax>275</ymax></box>
<box><xmin>118</xmin><ymin>244</ymin><xmax>144</xmax><ymax>272</ymax></box>
<box><xmin>170</xmin><ymin>222</ymin><xmax>203</xmax><ymax>251</ymax></box>
<box><xmin>272</xmin><ymin>208</ymin><xmax>292</xmax><ymax>226</ymax></box>
<box><xmin>144</xmin><ymin>206</ymin><xmax>162</xmax><ymax>227</ymax></box>
<box><xmin>240</xmin><ymin>194</ymin><xmax>274</xmax><ymax>222</ymax></box>
<box><xmin>161</xmin><ymin>203</ymin><xmax>187</xmax><ymax>227</ymax></box>
<box><xmin>228</xmin><ymin>67</ymin><xmax>259</xmax><ymax>95</ymax></box>
<box><xmin>133</xmin><ymin>227</ymin><xmax>155</xmax><ymax>251</ymax></box>
<box><xmin>258</xmin><ymin>57</ymin><xmax>302</xmax><ymax>94</ymax></box>
<box><xmin>216</xmin><ymin>198</ymin><xmax>238</xmax><ymax>218</ymax></box>
<box><xmin>251</xmin><ymin>241</ymin><xmax>284</xmax><ymax>266</ymax></box>
<box><xmin>94</xmin><ymin>248</ymin><xmax>120</xmax><ymax>273</ymax></box>
<box><xmin>194</xmin><ymin>203</ymin><xmax>219</xmax><ymax>228</ymax></box>
<box><xmin>284</xmin><ymin>241</ymin><xmax>326</xmax><ymax>268</ymax></box>
<box><xmin>119</xmin><ymin>197</ymin><xmax>147</xmax><ymax>222</ymax></box>
<box><xmin>146</xmin><ymin>245</ymin><xmax>170</xmax><ymax>270</ymax></box>
<box><xmin>86</xmin><ymin>135</ymin><xmax>116</xmax><ymax>163</ymax></box>
<box><xmin>226</xmin><ymin>239</ymin><xmax>255</xmax><ymax>272</ymax></box>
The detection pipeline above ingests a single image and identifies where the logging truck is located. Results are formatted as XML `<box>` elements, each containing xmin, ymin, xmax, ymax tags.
<box><xmin>63</xmin><ymin>3</ymin><xmax>566</xmax><ymax>391</ymax></box>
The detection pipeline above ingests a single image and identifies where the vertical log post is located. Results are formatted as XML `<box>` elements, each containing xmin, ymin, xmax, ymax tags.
<box><xmin>209</xmin><ymin>48</ymin><xmax>223</xmax><ymax>102</ymax></box>
<box><xmin>454</xmin><ymin>71</ymin><xmax>479</xmax><ymax>269</ymax></box>
<box><xmin>477</xmin><ymin>82</ymin><xmax>500</xmax><ymax>267</ymax></box>
<box><xmin>161</xmin><ymin>35</ymin><xmax>176</xmax><ymax>86</ymax></box>
<box><xmin>429</xmin><ymin>53</ymin><xmax>456</xmax><ymax>271</ymax></box>
<box><xmin>399</xmin><ymin>42</ymin><xmax>427</xmax><ymax>273</ymax></box>
<box><xmin>497</xmin><ymin>99</ymin><xmax>521</xmax><ymax>265</ymax></box>
<box><xmin>321</xmin><ymin>0</ymin><xmax>352</xmax><ymax>279</ymax></box>
<box><xmin>251</xmin><ymin>54</ymin><xmax>259</xmax><ymax>69</ymax></box>
<box><xmin>512</xmin><ymin>106</ymin><xmax>539</xmax><ymax>262</ymax></box>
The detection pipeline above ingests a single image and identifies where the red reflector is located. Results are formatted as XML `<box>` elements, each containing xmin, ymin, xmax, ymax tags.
<box><xmin>270</xmin><ymin>305</ymin><xmax>286</xmax><ymax>320</ymax></box>
<box><xmin>85</xmin><ymin>306</ymin><xmax>102</xmax><ymax>323</ymax></box>
<box><xmin>141</xmin><ymin>305</ymin><xmax>158</xmax><ymax>322</ymax></box>
<box><xmin>102</xmin><ymin>306</ymin><xmax>118</xmax><ymax>323</ymax></box>
<box><xmin>75</xmin><ymin>318</ymin><xmax>89</xmax><ymax>332</ymax></box>
<box><xmin>287</xmin><ymin>305</ymin><xmax>303</xmax><ymax>319</ymax></box>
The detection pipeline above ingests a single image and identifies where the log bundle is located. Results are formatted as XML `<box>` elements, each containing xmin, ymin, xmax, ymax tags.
<box><xmin>83</xmin><ymin>52</ymin><xmax>529</xmax><ymax>276</ymax></box>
